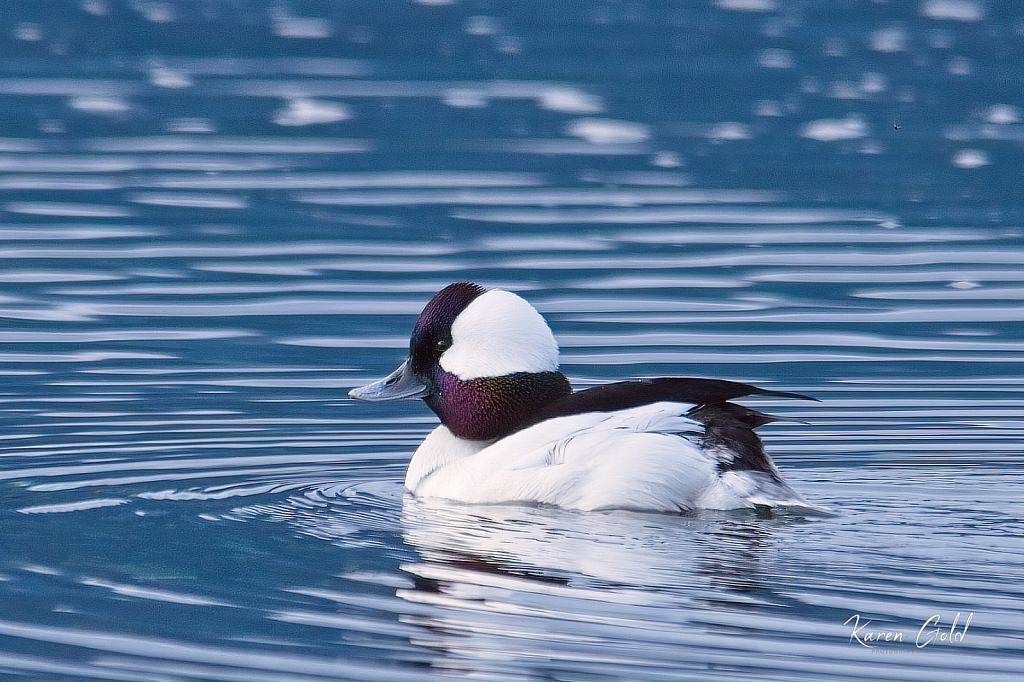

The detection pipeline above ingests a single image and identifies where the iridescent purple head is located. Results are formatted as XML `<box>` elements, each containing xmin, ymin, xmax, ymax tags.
<box><xmin>350</xmin><ymin>282</ymin><xmax>571</xmax><ymax>441</ymax></box>
<box><xmin>409</xmin><ymin>282</ymin><xmax>484</xmax><ymax>377</ymax></box>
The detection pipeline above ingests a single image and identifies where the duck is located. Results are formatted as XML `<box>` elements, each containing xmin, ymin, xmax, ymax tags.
<box><xmin>349</xmin><ymin>282</ymin><xmax>825</xmax><ymax>514</ymax></box>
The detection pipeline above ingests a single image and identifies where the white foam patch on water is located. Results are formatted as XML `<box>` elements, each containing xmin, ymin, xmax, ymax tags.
<box><xmin>17</xmin><ymin>498</ymin><xmax>130</xmax><ymax>514</ymax></box>
<box><xmin>758</xmin><ymin>48</ymin><xmax>793</xmax><ymax>68</ymax></box>
<box><xmin>857</xmin><ymin>286</ymin><xmax>1024</xmax><ymax>301</ymax></box>
<box><xmin>52</xmin><ymin>298</ymin><xmax>432</xmax><ymax>319</ymax></box>
<box><xmin>869</xmin><ymin>27</ymin><xmax>908</xmax><ymax>53</ymax></box>
<box><xmin>754</xmin><ymin>100</ymin><xmax>784</xmax><ymax>116</ymax></box>
<box><xmin>921</xmin><ymin>0</ymin><xmax>984</xmax><ymax>22</ymax></box>
<box><xmin>0</xmin><ymin>270</ymin><xmax>126</xmax><ymax>282</ymax></box>
<box><xmin>67</xmin><ymin>96</ymin><xmax>131</xmax><ymax>113</ymax></box>
<box><xmin>717</xmin><ymin>0</ymin><xmax>778</xmax><ymax>10</ymax></box>
<box><xmin>945</xmin><ymin>124</ymin><xmax>1024</xmax><ymax>142</ymax></box>
<box><xmin>0</xmin><ymin>154</ymin><xmax>293</xmax><ymax>173</ymax></box>
<box><xmin>130</xmin><ymin>0</ymin><xmax>174</xmax><ymax>23</ymax></box>
<box><xmin>476</xmin><ymin>235</ymin><xmax>613</xmax><ymax>252</ymax></box>
<box><xmin>129</xmin><ymin>193</ymin><xmax>249</xmax><ymax>209</ymax></box>
<box><xmin>272</xmin><ymin>98</ymin><xmax>352</xmax><ymax>126</ymax></box>
<box><xmin>861</xmin><ymin>72</ymin><xmax>887</xmax><ymax>94</ymax></box>
<box><xmin>651</xmin><ymin>151</ymin><xmax>683</xmax><ymax>167</ymax></box>
<box><xmin>279</xmin><ymin>336</ymin><xmax>408</xmax><ymax>348</ymax></box>
<box><xmin>625</xmin><ymin>330</ymin><xmax>1016</xmax><ymax>350</ymax></box>
<box><xmin>0</xmin><ymin>155</ymin><xmax>138</xmax><ymax>172</ymax></box>
<box><xmin>55</xmin><ymin>282</ymin><xmax>452</xmax><ymax>297</ymax></box>
<box><xmin>753</xmin><ymin>268</ymin><xmax>1024</xmax><ymax>283</ymax></box>
<box><xmin>222</xmin><ymin>79</ymin><xmax>436</xmax><ymax>98</ymax></box>
<box><xmin>985</xmin><ymin>104</ymin><xmax>1020</xmax><ymax>125</ymax></box>
<box><xmin>164</xmin><ymin>117</ymin><xmax>216</xmax><ymax>133</ymax></box>
<box><xmin>466</xmin><ymin>139</ymin><xmax>650</xmax><ymax>155</ymax></box>
<box><xmin>616</xmin><ymin>226</ymin><xmax>983</xmax><ymax>245</ymax></box>
<box><xmin>497</xmin><ymin>246</ymin><xmax>1018</xmax><ymax>275</ymax></box>
<box><xmin>13</xmin><ymin>23</ymin><xmax>45</xmax><ymax>41</ymax></box>
<box><xmin>560</xmin><ymin>350</ymin><xmax>994</xmax><ymax>365</ymax></box>
<box><xmin>83</xmin><ymin>137</ymin><xmax>372</xmax><ymax>154</ymax></box>
<box><xmin>827</xmin><ymin>80</ymin><xmax>860</xmax><ymax>99</ymax></box>
<box><xmin>0</xmin><ymin>80</ymin><xmax>143</xmax><ymax>96</ymax></box>
<box><xmin>538</xmin><ymin>87</ymin><xmax>604</xmax><ymax>113</ymax></box>
<box><xmin>565</xmin><ymin>118</ymin><xmax>651</xmax><ymax>144</ymax></box>
<box><xmin>801</xmin><ymin>115</ymin><xmax>869</xmax><ymax>141</ymax></box>
<box><xmin>295</xmin><ymin>187</ymin><xmax>776</xmax><ymax>207</ymax></box>
<box><xmin>707</xmin><ymin>122</ymin><xmax>753</xmax><ymax>141</ymax></box>
<box><xmin>5</xmin><ymin>202</ymin><xmax>133</xmax><ymax>218</ymax></box>
<box><xmin>81</xmin><ymin>578</ymin><xmax>235</xmax><ymax>607</ymax></box>
<box><xmin>146</xmin><ymin>170</ymin><xmax>543</xmax><ymax>190</ymax></box>
<box><xmin>0</xmin><ymin>140</ymin><xmax>46</xmax><ymax>152</ymax></box>
<box><xmin>0</xmin><ymin>351</ymin><xmax>174</xmax><ymax>362</ymax></box>
<box><xmin>951</xmin><ymin>148</ymin><xmax>991</xmax><ymax>168</ymax></box>
<box><xmin>148</xmin><ymin>67</ymin><xmax>192</xmax><ymax>89</ymax></box>
<box><xmin>464</xmin><ymin>16</ymin><xmax>501</xmax><ymax>36</ymax></box>
<box><xmin>0</xmin><ymin>329</ymin><xmax>252</xmax><ymax>342</ymax></box>
<box><xmin>559</xmin><ymin>306</ymin><xmax>1024</xmax><ymax>325</ymax></box>
<box><xmin>535</xmin><ymin>298</ymin><xmax>766</xmax><ymax>314</ymax></box>
<box><xmin>442</xmin><ymin>88</ymin><xmax>489</xmax><ymax>108</ymax></box>
<box><xmin>452</xmin><ymin>207</ymin><xmax>872</xmax><ymax>224</ymax></box>
<box><xmin>0</xmin><ymin>176</ymin><xmax>124</xmax><ymax>191</ymax></box>
<box><xmin>829</xmin><ymin>73</ymin><xmax>887</xmax><ymax>100</ymax></box>
<box><xmin>272</xmin><ymin>13</ymin><xmax>333</xmax><ymax>39</ymax></box>
<box><xmin>947</xmin><ymin>55</ymin><xmax>972</xmax><ymax>75</ymax></box>
<box><xmin>576</xmin><ymin>275</ymin><xmax>746</xmax><ymax>289</ymax></box>
<box><xmin>153</xmin><ymin>57</ymin><xmax>369</xmax><ymax>77</ymax></box>
<box><xmin>589</xmin><ymin>171</ymin><xmax>691</xmax><ymax>186</ymax></box>
<box><xmin>81</xmin><ymin>0</ymin><xmax>109</xmax><ymax>17</ymax></box>
<box><xmin>220</xmin><ymin>79</ymin><xmax>603</xmax><ymax>113</ymax></box>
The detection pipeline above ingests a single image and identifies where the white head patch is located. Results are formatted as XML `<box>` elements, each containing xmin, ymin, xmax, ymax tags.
<box><xmin>439</xmin><ymin>289</ymin><xmax>560</xmax><ymax>380</ymax></box>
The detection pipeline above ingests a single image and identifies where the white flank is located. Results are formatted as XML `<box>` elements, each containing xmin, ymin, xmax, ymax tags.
<box><xmin>410</xmin><ymin>403</ymin><xmax>715</xmax><ymax>512</ymax></box>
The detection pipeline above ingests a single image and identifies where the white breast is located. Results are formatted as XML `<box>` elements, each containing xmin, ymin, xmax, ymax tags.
<box><xmin>407</xmin><ymin>402</ymin><xmax>720</xmax><ymax>512</ymax></box>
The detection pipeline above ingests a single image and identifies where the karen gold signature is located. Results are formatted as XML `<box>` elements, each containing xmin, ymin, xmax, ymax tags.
<box><xmin>845</xmin><ymin>612</ymin><xmax>972</xmax><ymax>650</ymax></box>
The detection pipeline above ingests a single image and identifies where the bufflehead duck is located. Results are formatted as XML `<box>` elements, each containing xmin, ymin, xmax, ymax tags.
<box><xmin>350</xmin><ymin>282</ymin><xmax>824</xmax><ymax>513</ymax></box>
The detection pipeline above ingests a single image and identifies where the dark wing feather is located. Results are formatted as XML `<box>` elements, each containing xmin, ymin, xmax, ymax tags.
<box><xmin>519</xmin><ymin>378</ymin><xmax>814</xmax><ymax>478</ymax></box>
<box><xmin>524</xmin><ymin>377</ymin><xmax>814</xmax><ymax>428</ymax></box>
<box><xmin>687</xmin><ymin>402</ymin><xmax>780</xmax><ymax>474</ymax></box>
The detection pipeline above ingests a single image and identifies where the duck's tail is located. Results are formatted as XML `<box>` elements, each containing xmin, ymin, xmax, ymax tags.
<box><xmin>688</xmin><ymin>402</ymin><xmax>834</xmax><ymax>515</ymax></box>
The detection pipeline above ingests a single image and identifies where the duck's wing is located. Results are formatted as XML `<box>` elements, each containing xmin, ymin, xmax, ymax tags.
<box><xmin>521</xmin><ymin>377</ymin><xmax>814</xmax><ymax>429</ymax></box>
<box><xmin>517</xmin><ymin>382</ymin><xmax>828</xmax><ymax>514</ymax></box>
<box><xmin>510</xmin><ymin>379</ymin><xmax>807</xmax><ymax>481</ymax></box>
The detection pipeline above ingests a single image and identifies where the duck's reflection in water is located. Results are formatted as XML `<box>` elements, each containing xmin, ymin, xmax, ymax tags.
<box><xmin>242</xmin><ymin>483</ymin><xmax>811</xmax><ymax>677</ymax></box>
<box><xmin>394</xmin><ymin>495</ymin><xmax>802</xmax><ymax>675</ymax></box>
<box><xmin>399</xmin><ymin>495</ymin><xmax>785</xmax><ymax>592</ymax></box>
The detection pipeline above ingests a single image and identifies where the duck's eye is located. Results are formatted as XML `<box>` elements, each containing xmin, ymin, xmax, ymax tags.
<box><xmin>435</xmin><ymin>338</ymin><xmax>451</xmax><ymax>353</ymax></box>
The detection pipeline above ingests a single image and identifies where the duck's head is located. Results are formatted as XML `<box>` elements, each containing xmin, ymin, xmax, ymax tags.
<box><xmin>349</xmin><ymin>282</ymin><xmax>572</xmax><ymax>441</ymax></box>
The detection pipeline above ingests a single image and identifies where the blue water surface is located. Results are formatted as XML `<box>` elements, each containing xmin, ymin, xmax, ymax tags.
<box><xmin>0</xmin><ymin>1</ymin><xmax>1022</xmax><ymax>680</ymax></box>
